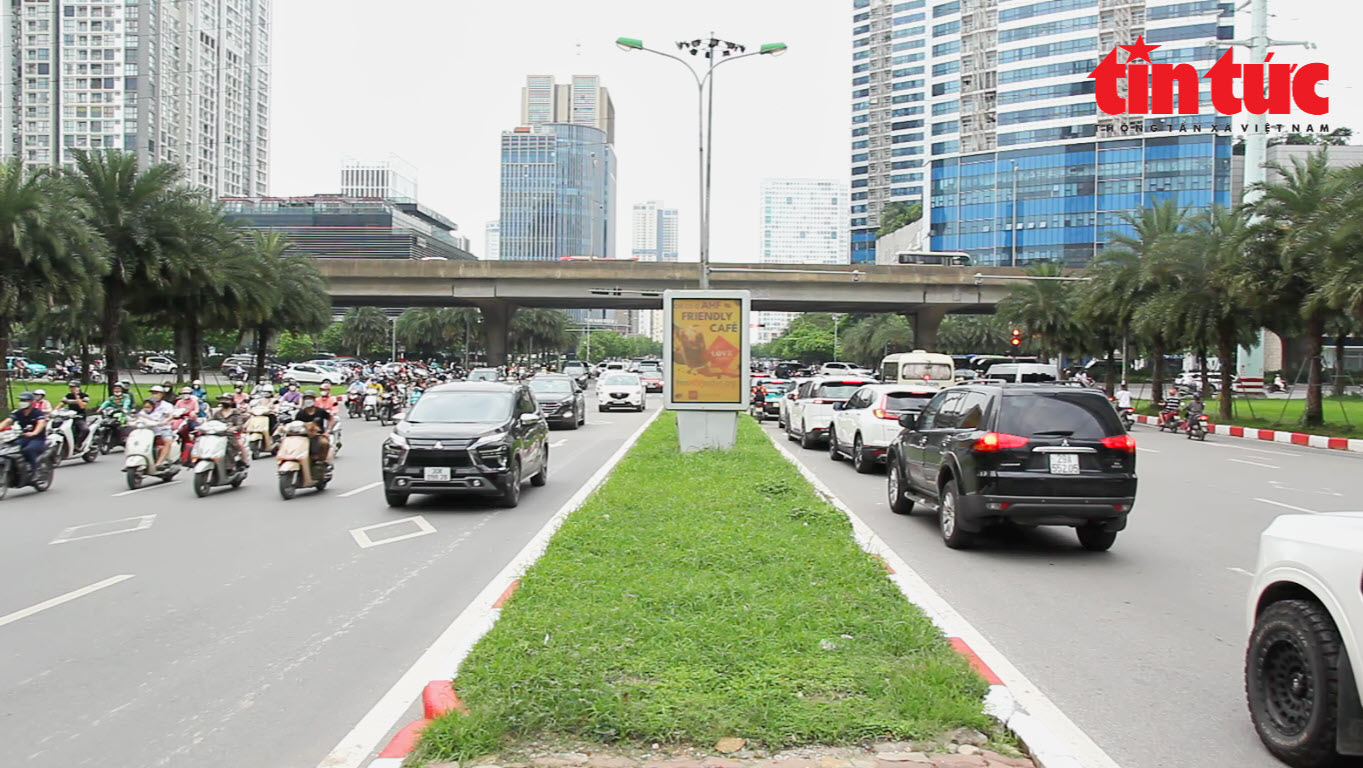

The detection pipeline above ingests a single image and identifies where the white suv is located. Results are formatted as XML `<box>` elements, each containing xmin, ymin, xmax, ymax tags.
<box><xmin>785</xmin><ymin>376</ymin><xmax>874</xmax><ymax>450</ymax></box>
<box><xmin>828</xmin><ymin>383</ymin><xmax>939</xmax><ymax>473</ymax></box>
<box><xmin>1245</xmin><ymin>513</ymin><xmax>1363</xmax><ymax>766</ymax></box>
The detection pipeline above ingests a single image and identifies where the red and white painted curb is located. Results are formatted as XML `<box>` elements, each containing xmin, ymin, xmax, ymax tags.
<box><xmin>1132</xmin><ymin>414</ymin><xmax>1363</xmax><ymax>452</ymax></box>
<box><xmin>770</xmin><ymin>437</ymin><xmax>1120</xmax><ymax>768</ymax></box>
<box><xmin>317</xmin><ymin>411</ymin><xmax>663</xmax><ymax>768</ymax></box>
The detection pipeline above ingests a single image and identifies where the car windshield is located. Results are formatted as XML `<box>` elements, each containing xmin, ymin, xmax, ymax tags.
<box><xmin>602</xmin><ymin>374</ymin><xmax>639</xmax><ymax>386</ymax></box>
<box><xmin>886</xmin><ymin>392</ymin><xmax>935</xmax><ymax>412</ymax></box>
<box><xmin>899</xmin><ymin>363</ymin><xmax>952</xmax><ymax>381</ymax></box>
<box><xmin>764</xmin><ymin>381</ymin><xmax>793</xmax><ymax>394</ymax></box>
<box><xmin>637</xmin><ymin>363</ymin><xmax>661</xmax><ymax>372</ymax></box>
<box><xmin>468</xmin><ymin>370</ymin><xmax>498</xmax><ymax>381</ymax></box>
<box><xmin>563</xmin><ymin>365</ymin><xmax>586</xmax><ymax>374</ymax></box>
<box><xmin>530</xmin><ymin>379</ymin><xmax>573</xmax><ymax>395</ymax></box>
<box><xmin>997</xmin><ymin>393</ymin><xmax>1122</xmax><ymax>439</ymax></box>
<box><xmin>405</xmin><ymin>391</ymin><xmax>512</xmax><ymax>423</ymax></box>
<box><xmin>815</xmin><ymin>382</ymin><xmax>865</xmax><ymax>399</ymax></box>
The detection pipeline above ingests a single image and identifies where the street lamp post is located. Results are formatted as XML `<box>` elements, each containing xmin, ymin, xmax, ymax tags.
<box><xmin>616</xmin><ymin>35</ymin><xmax>787</xmax><ymax>289</ymax></box>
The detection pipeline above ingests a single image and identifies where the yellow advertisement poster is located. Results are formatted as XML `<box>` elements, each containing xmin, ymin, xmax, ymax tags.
<box><xmin>670</xmin><ymin>298</ymin><xmax>743</xmax><ymax>405</ymax></box>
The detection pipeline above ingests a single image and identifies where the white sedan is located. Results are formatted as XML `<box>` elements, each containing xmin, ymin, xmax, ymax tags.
<box><xmin>596</xmin><ymin>372</ymin><xmax>645</xmax><ymax>412</ymax></box>
<box><xmin>1245</xmin><ymin>512</ymin><xmax>1363</xmax><ymax>766</ymax></box>
<box><xmin>828</xmin><ymin>383</ymin><xmax>939</xmax><ymax>473</ymax></box>
<box><xmin>283</xmin><ymin>363</ymin><xmax>347</xmax><ymax>385</ymax></box>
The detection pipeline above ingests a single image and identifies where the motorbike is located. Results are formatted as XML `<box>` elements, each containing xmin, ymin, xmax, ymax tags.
<box><xmin>190</xmin><ymin>419</ymin><xmax>248</xmax><ymax>497</ymax></box>
<box><xmin>1187</xmin><ymin>413</ymin><xmax>1210</xmax><ymax>441</ymax></box>
<box><xmin>1119</xmin><ymin>407</ymin><xmax>1135</xmax><ymax>431</ymax></box>
<box><xmin>1157</xmin><ymin>410</ymin><xmax>1183</xmax><ymax>433</ymax></box>
<box><xmin>47</xmin><ymin>408</ymin><xmax>103</xmax><ymax>464</ymax></box>
<box><xmin>377</xmin><ymin>392</ymin><xmax>399</xmax><ymax>426</ymax></box>
<box><xmin>0</xmin><ymin>430</ymin><xmax>57</xmax><ymax>498</ymax></box>
<box><xmin>362</xmin><ymin>392</ymin><xmax>379</xmax><ymax>421</ymax></box>
<box><xmin>346</xmin><ymin>392</ymin><xmax>364</xmax><ymax>418</ymax></box>
<box><xmin>244</xmin><ymin>401</ymin><xmax>274</xmax><ymax>459</ymax></box>
<box><xmin>93</xmin><ymin>407</ymin><xmax>127</xmax><ymax>454</ymax></box>
<box><xmin>276</xmin><ymin>421</ymin><xmax>333</xmax><ymax>499</ymax></box>
<box><xmin>123</xmin><ymin>410</ymin><xmax>184</xmax><ymax>490</ymax></box>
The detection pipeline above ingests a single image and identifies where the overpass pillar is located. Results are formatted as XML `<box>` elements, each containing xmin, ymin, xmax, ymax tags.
<box><xmin>478</xmin><ymin>302</ymin><xmax>514</xmax><ymax>367</ymax></box>
<box><xmin>907</xmin><ymin>306</ymin><xmax>950</xmax><ymax>351</ymax></box>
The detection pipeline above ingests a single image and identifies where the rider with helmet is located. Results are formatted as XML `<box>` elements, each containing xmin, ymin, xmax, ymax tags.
<box><xmin>1184</xmin><ymin>392</ymin><xmax>1206</xmax><ymax>432</ymax></box>
<box><xmin>60</xmin><ymin>380</ymin><xmax>91</xmax><ymax>448</ymax></box>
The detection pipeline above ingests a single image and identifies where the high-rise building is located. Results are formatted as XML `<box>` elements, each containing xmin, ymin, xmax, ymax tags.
<box><xmin>2</xmin><ymin>0</ymin><xmax>271</xmax><ymax>197</ymax></box>
<box><xmin>521</xmin><ymin>74</ymin><xmax>615</xmax><ymax>143</ymax></box>
<box><xmin>484</xmin><ymin>220</ymin><xmax>500</xmax><ymax>261</ymax></box>
<box><xmin>851</xmin><ymin>0</ymin><xmax>1232</xmax><ymax>266</ymax></box>
<box><xmin>498</xmin><ymin>122</ymin><xmax>616</xmax><ymax>261</ymax></box>
<box><xmin>222</xmin><ymin>195</ymin><xmax>475</xmax><ymax>261</ymax></box>
<box><xmin>341</xmin><ymin>157</ymin><xmax>418</xmax><ymax>202</ymax></box>
<box><xmin>631</xmin><ymin>200</ymin><xmax>679</xmax><ymax>262</ymax></box>
<box><xmin>755</xmin><ymin>178</ymin><xmax>850</xmax><ymax>343</ymax></box>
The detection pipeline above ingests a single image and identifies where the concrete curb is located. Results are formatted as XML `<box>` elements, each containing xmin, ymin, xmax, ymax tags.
<box><xmin>1133</xmin><ymin>414</ymin><xmax>1363</xmax><ymax>452</ymax></box>
<box><xmin>766</xmin><ymin>433</ymin><xmax>1120</xmax><ymax>768</ymax></box>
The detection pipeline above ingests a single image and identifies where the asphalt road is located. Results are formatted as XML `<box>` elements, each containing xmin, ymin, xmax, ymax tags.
<box><xmin>764</xmin><ymin>417</ymin><xmax>1363</xmax><ymax>768</ymax></box>
<box><xmin>0</xmin><ymin>392</ymin><xmax>659</xmax><ymax>768</ymax></box>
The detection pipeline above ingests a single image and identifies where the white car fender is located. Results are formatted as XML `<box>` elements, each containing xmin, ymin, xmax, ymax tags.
<box><xmin>1248</xmin><ymin>562</ymin><xmax>1361</xmax><ymax>672</ymax></box>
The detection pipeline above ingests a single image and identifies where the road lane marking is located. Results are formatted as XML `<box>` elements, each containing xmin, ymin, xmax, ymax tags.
<box><xmin>1136</xmin><ymin>447</ymin><xmax>1160</xmax><ymax>453</ymax></box>
<box><xmin>549</xmin><ymin>439</ymin><xmax>567</xmax><ymax>448</ymax></box>
<box><xmin>0</xmin><ymin>575</ymin><xmax>135</xmax><ymax>628</ymax></box>
<box><xmin>338</xmin><ymin>481</ymin><xmax>382</xmax><ymax>498</ymax></box>
<box><xmin>51</xmin><ymin>515</ymin><xmax>156</xmax><ymax>544</ymax></box>
<box><xmin>1269</xmin><ymin>480</ymin><xmax>1344</xmax><ymax>497</ymax></box>
<box><xmin>349</xmin><ymin>516</ymin><xmax>436</xmax><ymax>549</ymax></box>
<box><xmin>112</xmin><ymin>480</ymin><xmax>181</xmax><ymax>497</ymax></box>
<box><xmin>1227</xmin><ymin>567</ymin><xmax>1254</xmax><ymax>577</ymax></box>
<box><xmin>1229</xmin><ymin>458</ymin><xmax>1280</xmax><ymax>470</ymax></box>
<box><xmin>1254</xmin><ymin>498</ymin><xmax>1319</xmax><ymax>514</ymax></box>
<box><xmin>1202</xmin><ymin>443</ymin><xmax>1298</xmax><ymax>458</ymax></box>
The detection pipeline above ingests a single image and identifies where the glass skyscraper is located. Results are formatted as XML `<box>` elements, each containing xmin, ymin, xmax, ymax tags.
<box><xmin>498</xmin><ymin>122</ymin><xmax>617</xmax><ymax>261</ymax></box>
<box><xmin>852</xmin><ymin>0</ymin><xmax>1233</xmax><ymax>266</ymax></box>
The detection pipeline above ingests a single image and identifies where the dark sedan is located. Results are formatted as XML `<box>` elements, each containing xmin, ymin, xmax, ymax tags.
<box><xmin>529</xmin><ymin>374</ymin><xmax>586</xmax><ymax>429</ymax></box>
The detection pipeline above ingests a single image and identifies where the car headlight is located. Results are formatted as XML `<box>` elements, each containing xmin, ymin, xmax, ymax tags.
<box><xmin>562</xmin><ymin>409</ymin><xmax>573</xmax><ymax>417</ymax></box>
<box><xmin>387</xmin><ymin>432</ymin><xmax>409</xmax><ymax>449</ymax></box>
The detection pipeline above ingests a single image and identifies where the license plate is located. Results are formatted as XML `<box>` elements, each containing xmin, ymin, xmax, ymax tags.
<box><xmin>1048</xmin><ymin>454</ymin><xmax>1080</xmax><ymax>475</ymax></box>
<box><xmin>423</xmin><ymin>467</ymin><xmax>451</xmax><ymax>482</ymax></box>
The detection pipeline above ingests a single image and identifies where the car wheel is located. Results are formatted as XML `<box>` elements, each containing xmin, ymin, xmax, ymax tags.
<box><xmin>498</xmin><ymin>459</ymin><xmax>522</xmax><ymax>508</ymax></box>
<box><xmin>828</xmin><ymin>428</ymin><xmax>844</xmax><ymax>461</ymax></box>
<box><xmin>385</xmin><ymin>490</ymin><xmax>409</xmax><ymax>507</ymax></box>
<box><xmin>887</xmin><ymin>461</ymin><xmax>914</xmax><ymax>515</ymax></box>
<box><xmin>799</xmin><ymin>421</ymin><xmax>817</xmax><ymax>450</ymax></box>
<box><xmin>1076</xmin><ymin>526</ymin><xmax>1117</xmax><ymax>552</ymax></box>
<box><xmin>1247</xmin><ymin>599</ymin><xmax>1343</xmax><ymax>768</ymax></box>
<box><xmin>938</xmin><ymin>479</ymin><xmax>973</xmax><ymax>549</ymax></box>
<box><xmin>531</xmin><ymin>447</ymin><xmax>548</xmax><ymax>487</ymax></box>
<box><xmin>852</xmin><ymin>435</ymin><xmax>874</xmax><ymax>474</ymax></box>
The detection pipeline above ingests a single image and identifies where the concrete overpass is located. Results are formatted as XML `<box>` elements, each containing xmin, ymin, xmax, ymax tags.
<box><xmin>316</xmin><ymin>259</ymin><xmax>1025</xmax><ymax>365</ymax></box>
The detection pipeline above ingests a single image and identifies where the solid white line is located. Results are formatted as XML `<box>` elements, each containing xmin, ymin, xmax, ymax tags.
<box><xmin>112</xmin><ymin>480</ymin><xmax>181</xmax><ymax>497</ymax></box>
<box><xmin>1227</xmin><ymin>567</ymin><xmax>1254</xmax><ymax>577</ymax></box>
<box><xmin>349</xmin><ymin>516</ymin><xmax>437</xmax><ymax>549</ymax></box>
<box><xmin>550</xmin><ymin>439</ymin><xmax>568</xmax><ymax>448</ymax></box>
<box><xmin>316</xmin><ymin>408</ymin><xmax>662</xmax><ymax>768</ymax></box>
<box><xmin>1228</xmin><ymin>458</ymin><xmax>1280</xmax><ymax>470</ymax></box>
<box><xmin>51</xmin><ymin>515</ymin><xmax>156</xmax><ymax>544</ymax></box>
<box><xmin>1201</xmin><ymin>442</ymin><xmax>1298</xmax><ymax>458</ymax></box>
<box><xmin>0</xmin><ymin>574</ymin><xmax>135</xmax><ymax>629</ymax></box>
<box><xmin>339</xmin><ymin>481</ymin><xmax>382</xmax><ymax>498</ymax></box>
<box><xmin>1136</xmin><ymin>447</ymin><xmax>1160</xmax><ymax>454</ymax></box>
<box><xmin>1253</xmin><ymin>497</ymin><xmax>1319</xmax><ymax>514</ymax></box>
<box><xmin>768</xmin><ymin>435</ymin><xmax>1121</xmax><ymax>768</ymax></box>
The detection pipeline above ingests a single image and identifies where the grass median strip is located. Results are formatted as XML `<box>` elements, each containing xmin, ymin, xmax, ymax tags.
<box><xmin>413</xmin><ymin>412</ymin><xmax>992</xmax><ymax>763</ymax></box>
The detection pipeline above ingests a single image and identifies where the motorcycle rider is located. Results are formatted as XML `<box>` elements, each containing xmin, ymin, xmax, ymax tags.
<box><xmin>173</xmin><ymin>387</ymin><xmax>201</xmax><ymax>464</ymax></box>
<box><xmin>61</xmin><ymin>380</ymin><xmax>91</xmax><ymax>449</ymax></box>
<box><xmin>316</xmin><ymin>383</ymin><xmax>343</xmax><ymax>419</ymax></box>
<box><xmin>1115</xmin><ymin>382</ymin><xmax>1133</xmax><ymax>411</ymax></box>
<box><xmin>231</xmin><ymin>383</ymin><xmax>250</xmax><ymax>408</ymax></box>
<box><xmin>1159</xmin><ymin>388</ymin><xmax>1183</xmax><ymax>428</ymax></box>
<box><xmin>294</xmin><ymin>392</ymin><xmax>333</xmax><ymax>470</ymax></box>
<box><xmin>1184</xmin><ymin>392</ymin><xmax>1206</xmax><ymax>432</ymax></box>
<box><xmin>190</xmin><ymin>379</ymin><xmax>208</xmax><ymax>416</ymax></box>
<box><xmin>280</xmin><ymin>380</ymin><xmax>302</xmax><ymax>405</ymax></box>
<box><xmin>0</xmin><ymin>392</ymin><xmax>48</xmax><ymax>473</ymax></box>
<box><xmin>141</xmin><ymin>386</ymin><xmax>177</xmax><ymax>467</ymax></box>
<box><xmin>100</xmin><ymin>381</ymin><xmax>135</xmax><ymax>412</ymax></box>
<box><xmin>31</xmin><ymin>388</ymin><xmax>51</xmax><ymax>414</ymax></box>
<box><xmin>210</xmin><ymin>393</ymin><xmax>250</xmax><ymax>468</ymax></box>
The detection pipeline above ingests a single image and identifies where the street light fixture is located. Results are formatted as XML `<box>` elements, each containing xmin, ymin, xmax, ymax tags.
<box><xmin>615</xmin><ymin>34</ymin><xmax>788</xmax><ymax>289</ymax></box>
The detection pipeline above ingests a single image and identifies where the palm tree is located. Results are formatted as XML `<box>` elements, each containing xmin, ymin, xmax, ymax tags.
<box><xmin>396</xmin><ymin>307</ymin><xmax>482</xmax><ymax>359</ymax></box>
<box><xmin>340</xmin><ymin>307</ymin><xmax>392</xmax><ymax>358</ymax></box>
<box><xmin>840</xmin><ymin>314</ymin><xmax>914</xmax><ymax>366</ymax></box>
<box><xmin>0</xmin><ymin>159</ymin><xmax>103</xmax><ymax>403</ymax></box>
<box><xmin>936</xmin><ymin>315</ymin><xmax>1010</xmax><ymax>355</ymax></box>
<box><xmin>65</xmin><ymin>150</ymin><xmax>197</xmax><ymax>387</ymax></box>
<box><xmin>246</xmin><ymin>232</ymin><xmax>330</xmax><ymax>378</ymax></box>
<box><xmin>510</xmin><ymin>308</ymin><xmax>570</xmax><ymax>363</ymax></box>
<box><xmin>996</xmin><ymin>262</ymin><xmax>1080</xmax><ymax>364</ymax></box>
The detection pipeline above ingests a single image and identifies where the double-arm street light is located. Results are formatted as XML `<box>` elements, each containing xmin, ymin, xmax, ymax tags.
<box><xmin>616</xmin><ymin>34</ymin><xmax>787</xmax><ymax>289</ymax></box>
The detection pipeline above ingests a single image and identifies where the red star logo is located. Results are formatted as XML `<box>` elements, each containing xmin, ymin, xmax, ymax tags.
<box><xmin>1118</xmin><ymin>35</ymin><xmax>1160</xmax><ymax>63</ymax></box>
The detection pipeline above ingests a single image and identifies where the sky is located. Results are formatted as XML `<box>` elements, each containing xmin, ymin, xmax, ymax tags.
<box><xmin>269</xmin><ymin>0</ymin><xmax>1363</xmax><ymax>264</ymax></box>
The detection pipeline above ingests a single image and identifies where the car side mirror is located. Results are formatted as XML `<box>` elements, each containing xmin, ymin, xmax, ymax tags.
<box><xmin>832</xmin><ymin>402</ymin><xmax>844</xmax><ymax>411</ymax></box>
<box><xmin>519</xmin><ymin>412</ymin><xmax>539</xmax><ymax>425</ymax></box>
<box><xmin>898</xmin><ymin>412</ymin><xmax>918</xmax><ymax>429</ymax></box>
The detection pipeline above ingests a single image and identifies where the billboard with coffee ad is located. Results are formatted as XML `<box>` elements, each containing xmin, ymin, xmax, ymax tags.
<box><xmin>667</xmin><ymin>295</ymin><xmax>746</xmax><ymax>407</ymax></box>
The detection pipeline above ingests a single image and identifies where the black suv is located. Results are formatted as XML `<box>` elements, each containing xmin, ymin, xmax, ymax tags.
<box><xmin>886</xmin><ymin>384</ymin><xmax>1137</xmax><ymax>551</ymax></box>
<box><xmin>382</xmin><ymin>382</ymin><xmax>549</xmax><ymax>508</ymax></box>
<box><xmin>528</xmin><ymin>374</ymin><xmax>586</xmax><ymax>429</ymax></box>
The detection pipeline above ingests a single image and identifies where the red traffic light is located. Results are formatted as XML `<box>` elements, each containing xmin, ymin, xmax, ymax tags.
<box><xmin>1010</xmin><ymin>328</ymin><xmax>1022</xmax><ymax>336</ymax></box>
<box><xmin>1009</xmin><ymin>337</ymin><xmax>1022</xmax><ymax>347</ymax></box>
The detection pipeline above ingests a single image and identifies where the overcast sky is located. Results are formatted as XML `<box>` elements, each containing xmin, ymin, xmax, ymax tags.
<box><xmin>270</xmin><ymin>0</ymin><xmax>1360</xmax><ymax>264</ymax></box>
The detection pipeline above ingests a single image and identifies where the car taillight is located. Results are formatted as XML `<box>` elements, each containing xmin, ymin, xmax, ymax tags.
<box><xmin>810</xmin><ymin>399</ymin><xmax>836</xmax><ymax>405</ymax></box>
<box><xmin>1101</xmin><ymin>434</ymin><xmax>1137</xmax><ymax>452</ymax></box>
<box><xmin>872</xmin><ymin>409</ymin><xmax>898</xmax><ymax>420</ymax></box>
<box><xmin>972</xmin><ymin>432</ymin><xmax>1029</xmax><ymax>452</ymax></box>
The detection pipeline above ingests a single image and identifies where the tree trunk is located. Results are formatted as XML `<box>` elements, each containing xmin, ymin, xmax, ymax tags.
<box><xmin>1304</xmin><ymin>311</ymin><xmax>1325</xmax><ymax>427</ymax></box>
<box><xmin>102</xmin><ymin>284</ymin><xmax>123</xmax><ymax>390</ymax></box>
<box><xmin>1150</xmin><ymin>338</ymin><xmax>1165</xmax><ymax>414</ymax></box>
<box><xmin>1198</xmin><ymin>348</ymin><xmax>1211</xmax><ymax>399</ymax></box>
<box><xmin>0</xmin><ymin>316</ymin><xmax>10</xmax><ymax>409</ymax></box>
<box><xmin>188</xmin><ymin>314</ymin><xmax>203</xmax><ymax>382</ymax></box>
<box><xmin>1105</xmin><ymin>347</ymin><xmax>1116</xmax><ymax>396</ymax></box>
<box><xmin>173</xmin><ymin>323</ymin><xmax>188</xmax><ymax>384</ymax></box>
<box><xmin>254</xmin><ymin>324</ymin><xmax>271</xmax><ymax>383</ymax></box>
<box><xmin>1333</xmin><ymin>334</ymin><xmax>1347</xmax><ymax>397</ymax></box>
<box><xmin>1216</xmin><ymin>327</ymin><xmax>1235</xmax><ymax>421</ymax></box>
<box><xmin>78</xmin><ymin>340</ymin><xmax>91</xmax><ymax>385</ymax></box>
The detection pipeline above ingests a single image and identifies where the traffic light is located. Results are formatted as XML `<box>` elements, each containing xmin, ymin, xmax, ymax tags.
<box><xmin>1009</xmin><ymin>328</ymin><xmax>1023</xmax><ymax>349</ymax></box>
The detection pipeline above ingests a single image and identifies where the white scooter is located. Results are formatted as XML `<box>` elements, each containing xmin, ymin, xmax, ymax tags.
<box><xmin>362</xmin><ymin>392</ymin><xmax>379</xmax><ymax>421</ymax></box>
<box><xmin>47</xmin><ymin>408</ymin><xmax>104</xmax><ymax>464</ymax></box>
<box><xmin>276</xmin><ymin>421</ymin><xmax>333</xmax><ymax>499</ymax></box>
<box><xmin>123</xmin><ymin>409</ymin><xmax>184</xmax><ymax>490</ymax></box>
<box><xmin>190</xmin><ymin>420</ymin><xmax>248</xmax><ymax>497</ymax></box>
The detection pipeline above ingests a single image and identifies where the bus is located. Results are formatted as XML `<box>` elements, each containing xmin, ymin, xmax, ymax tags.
<box><xmin>895</xmin><ymin>251</ymin><xmax>971</xmax><ymax>266</ymax></box>
<box><xmin>879</xmin><ymin>351</ymin><xmax>955</xmax><ymax>387</ymax></box>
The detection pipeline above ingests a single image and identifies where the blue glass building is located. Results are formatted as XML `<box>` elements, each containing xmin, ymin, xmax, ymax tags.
<box><xmin>498</xmin><ymin>123</ymin><xmax>617</xmax><ymax>261</ymax></box>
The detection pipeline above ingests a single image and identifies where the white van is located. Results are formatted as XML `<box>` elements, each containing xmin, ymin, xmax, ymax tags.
<box><xmin>879</xmin><ymin>351</ymin><xmax>954</xmax><ymax>387</ymax></box>
<box><xmin>985</xmin><ymin>362</ymin><xmax>1060</xmax><ymax>383</ymax></box>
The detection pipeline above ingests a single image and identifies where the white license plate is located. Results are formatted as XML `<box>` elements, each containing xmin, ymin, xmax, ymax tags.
<box><xmin>423</xmin><ymin>467</ymin><xmax>452</xmax><ymax>482</ymax></box>
<box><xmin>1048</xmin><ymin>454</ymin><xmax>1080</xmax><ymax>475</ymax></box>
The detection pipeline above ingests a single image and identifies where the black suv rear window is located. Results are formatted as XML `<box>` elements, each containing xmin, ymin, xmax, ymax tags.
<box><xmin>815</xmin><ymin>383</ymin><xmax>864</xmax><ymax>399</ymax></box>
<box><xmin>997</xmin><ymin>392</ymin><xmax>1122</xmax><ymax>439</ymax></box>
<box><xmin>886</xmin><ymin>392</ymin><xmax>935</xmax><ymax>412</ymax></box>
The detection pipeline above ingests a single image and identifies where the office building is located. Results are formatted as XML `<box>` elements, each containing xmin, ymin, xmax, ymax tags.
<box><xmin>222</xmin><ymin>196</ymin><xmax>475</xmax><ymax>261</ymax></box>
<box><xmin>522</xmin><ymin>74</ymin><xmax>615</xmax><ymax>143</ymax></box>
<box><xmin>754</xmin><ymin>178</ymin><xmax>850</xmax><ymax>343</ymax></box>
<box><xmin>631</xmin><ymin>200</ymin><xmax>679</xmax><ymax>262</ymax></box>
<box><xmin>3</xmin><ymin>0</ymin><xmax>270</xmax><ymax>197</ymax></box>
<box><xmin>498</xmin><ymin>122</ymin><xmax>616</xmax><ymax>261</ymax></box>
<box><xmin>484</xmin><ymin>220</ymin><xmax>501</xmax><ymax>260</ymax></box>
<box><xmin>852</xmin><ymin>0</ymin><xmax>1233</xmax><ymax>265</ymax></box>
<box><xmin>341</xmin><ymin>157</ymin><xmax>418</xmax><ymax>203</ymax></box>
